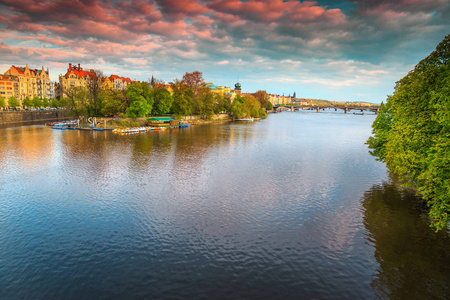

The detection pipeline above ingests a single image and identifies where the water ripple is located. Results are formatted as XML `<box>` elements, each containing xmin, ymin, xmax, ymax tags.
<box><xmin>1</xmin><ymin>114</ymin><xmax>448</xmax><ymax>299</ymax></box>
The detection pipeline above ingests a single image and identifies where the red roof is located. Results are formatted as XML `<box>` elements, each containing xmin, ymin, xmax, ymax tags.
<box><xmin>13</xmin><ymin>66</ymin><xmax>24</xmax><ymax>74</ymax></box>
<box><xmin>65</xmin><ymin>69</ymin><xmax>95</xmax><ymax>79</ymax></box>
<box><xmin>109</xmin><ymin>75</ymin><xmax>131</xmax><ymax>83</ymax></box>
<box><xmin>156</xmin><ymin>83</ymin><xmax>171</xmax><ymax>88</ymax></box>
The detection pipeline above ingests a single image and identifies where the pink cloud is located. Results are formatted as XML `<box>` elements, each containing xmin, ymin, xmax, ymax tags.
<box><xmin>45</xmin><ymin>20</ymin><xmax>138</xmax><ymax>42</ymax></box>
<box><xmin>146</xmin><ymin>20</ymin><xmax>190</xmax><ymax>37</ymax></box>
<box><xmin>212</xmin><ymin>12</ymin><xmax>246</xmax><ymax>26</ymax></box>
<box><xmin>287</xmin><ymin>2</ymin><xmax>346</xmax><ymax>24</ymax></box>
<box><xmin>0</xmin><ymin>42</ymin><xmax>84</xmax><ymax>60</ymax></box>
<box><xmin>156</xmin><ymin>0</ymin><xmax>211</xmax><ymax>20</ymax></box>
<box><xmin>208</xmin><ymin>0</ymin><xmax>297</xmax><ymax>22</ymax></box>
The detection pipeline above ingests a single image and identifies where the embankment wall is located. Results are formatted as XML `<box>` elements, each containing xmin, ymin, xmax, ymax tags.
<box><xmin>0</xmin><ymin>110</ymin><xmax>73</xmax><ymax>127</ymax></box>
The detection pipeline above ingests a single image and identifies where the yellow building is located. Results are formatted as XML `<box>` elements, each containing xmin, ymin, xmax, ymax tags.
<box><xmin>59</xmin><ymin>63</ymin><xmax>97</xmax><ymax>96</ymax></box>
<box><xmin>0</xmin><ymin>75</ymin><xmax>19</xmax><ymax>103</ymax></box>
<box><xmin>269</xmin><ymin>94</ymin><xmax>291</xmax><ymax>105</ymax></box>
<box><xmin>4</xmin><ymin>65</ymin><xmax>51</xmax><ymax>103</ymax></box>
<box><xmin>102</xmin><ymin>77</ymin><xmax>113</xmax><ymax>90</ymax></box>
<box><xmin>205</xmin><ymin>82</ymin><xmax>235</xmax><ymax>100</ymax></box>
<box><xmin>205</xmin><ymin>82</ymin><xmax>232</xmax><ymax>96</ymax></box>
<box><xmin>109</xmin><ymin>75</ymin><xmax>132</xmax><ymax>90</ymax></box>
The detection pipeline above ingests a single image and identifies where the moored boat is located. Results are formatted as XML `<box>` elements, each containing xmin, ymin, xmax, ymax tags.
<box><xmin>113</xmin><ymin>126</ymin><xmax>154</xmax><ymax>134</ymax></box>
<box><xmin>52</xmin><ymin>126</ymin><xmax>69</xmax><ymax>130</ymax></box>
<box><xmin>46</xmin><ymin>120</ymin><xmax>78</xmax><ymax>126</ymax></box>
<box><xmin>148</xmin><ymin>117</ymin><xmax>188</xmax><ymax>128</ymax></box>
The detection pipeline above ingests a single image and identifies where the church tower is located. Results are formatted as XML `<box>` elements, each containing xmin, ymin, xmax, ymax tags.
<box><xmin>235</xmin><ymin>82</ymin><xmax>241</xmax><ymax>95</ymax></box>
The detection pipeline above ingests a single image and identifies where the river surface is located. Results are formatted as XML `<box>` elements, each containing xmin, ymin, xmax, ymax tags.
<box><xmin>1</xmin><ymin>111</ymin><xmax>449</xmax><ymax>299</ymax></box>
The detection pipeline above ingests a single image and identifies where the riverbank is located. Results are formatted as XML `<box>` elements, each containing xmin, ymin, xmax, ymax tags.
<box><xmin>89</xmin><ymin>113</ymin><xmax>233</xmax><ymax>129</ymax></box>
<box><xmin>1</xmin><ymin>112</ymin><xmax>236</xmax><ymax>129</ymax></box>
<box><xmin>0</xmin><ymin>109</ymin><xmax>74</xmax><ymax>127</ymax></box>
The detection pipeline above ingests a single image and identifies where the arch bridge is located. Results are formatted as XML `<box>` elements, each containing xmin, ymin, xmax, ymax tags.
<box><xmin>275</xmin><ymin>105</ymin><xmax>380</xmax><ymax>114</ymax></box>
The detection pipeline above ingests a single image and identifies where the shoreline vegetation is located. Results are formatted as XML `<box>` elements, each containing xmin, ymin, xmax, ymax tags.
<box><xmin>366</xmin><ymin>34</ymin><xmax>450</xmax><ymax>231</ymax></box>
<box><xmin>55</xmin><ymin>71</ymin><xmax>269</xmax><ymax>122</ymax></box>
<box><xmin>103</xmin><ymin>114</ymin><xmax>234</xmax><ymax>129</ymax></box>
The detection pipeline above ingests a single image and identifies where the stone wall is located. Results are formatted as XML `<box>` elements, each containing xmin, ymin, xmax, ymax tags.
<box><xmin>183</xmin><ymin>114</ymin><xmax>231</xmax><ymax>121</ymax></box>
<box><xmin>0</xmin><ymin>110</ymin><xmax>73</xmax><ymax>126</ymax></box>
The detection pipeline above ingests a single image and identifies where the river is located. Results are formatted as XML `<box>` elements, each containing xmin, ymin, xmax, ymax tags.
<box><xmin>1</xmin><ymin>111</ymin><xmax>449</xmax><ymax>299</ymax></box>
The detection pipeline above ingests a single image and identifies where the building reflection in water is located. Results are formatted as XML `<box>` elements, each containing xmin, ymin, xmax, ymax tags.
<box><xmin>362</xmin><ymin>175</ymin><xmax>450</xmax><ymax>299</ymax></box>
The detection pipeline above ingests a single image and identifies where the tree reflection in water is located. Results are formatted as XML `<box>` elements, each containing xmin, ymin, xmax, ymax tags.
<box><xmin>362</xmin><ymin>175</ymin><xmax>450</xmax><ymax>299</ymax></box>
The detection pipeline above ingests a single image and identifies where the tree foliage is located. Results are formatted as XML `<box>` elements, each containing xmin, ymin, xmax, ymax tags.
<box><xmin>170</xmin><ymin>79</ymin><xmax>193</xmax><ymax>118</ymax></box>
<box><xmin>86</xmin><ymin>69</ymin><xmax>103</xmax><ymax>116</ymax></box>
<box><xmin>254</xmin><ymin>90</ymin><xmax>271</xmax><ymax>110</ymax></box>
<box><xmin>22</xmin><ymin>96</ymin><xmax>32</xmax><ymax>108</ymax></box>
<box><xmin>151</xmin><ymin>80</ymin><xmax>173</xmax><ymax>115</ymax></box>
<box><xmin>182</xmin><ymin>71</ymin><xmax>204</xmax><ymax>91</ymax></box>
<box><xmin>366</xmin><ymin>34</ymin><xmax>450</xmax><ymax>230</ymax></box>
<box><xmin>100</xmin><ymin>90</ymin><xmax>128</xmax><ymax>116</ymax></box>
<box><xmin>32</xmin><ymin>96</ymin><xmax>42</xmax><ymax>108</ymax></box>
<box><xmin>8</xmin><ymin>96</ymin><xmax>19</xmax><ymax>107</ymax></box>
<box><xmin>42</xmin><ymin>98</ymin><xmax>50</xmax><ymax>108</ymax></box>
<box><xmin>51</xmin><ymin>70</ymin><xmax>269</xmax><ymax>122</ymax></box>
<box><xmin>230</xmin><ymin>94</ymin><xmax>265</xmax><ymax>118</ymax></box>
<box><xmin>0</xmin><ymin>95</ymin><xmax>5</xmax><ymax>108</ymax></box>
<box><xmin>125</xmin><ymin>82</ymin><xmax>153</xmax><ymax>118</ymax></box>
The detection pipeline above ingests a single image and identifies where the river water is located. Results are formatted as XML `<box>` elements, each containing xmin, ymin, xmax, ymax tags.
<box><xmin>1</xmin><ymin>111</ymin><xmax>449</xmax><ymax>299</ymax></box>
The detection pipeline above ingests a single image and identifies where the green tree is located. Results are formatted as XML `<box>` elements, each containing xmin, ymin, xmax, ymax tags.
<box><xmin>366</xmin><ymin>34</ymin><xmax>450</xmax><ymax>230</ymax></box>
<box><xmin>254</xmin><ymin>90</ymin><xmax>270</xmax><ymax>110</ymax></box>
<box><xmin>230</xmin><ymin>95</ymin><xmax>245</xmax><ymax>118</ymax></box>
<box><xmin>0</xmin><ymin>95</ymin><xmax>5</xmax><ymax>109</ymax></box>
<box><xmin>22</xmin><ymin>96</ymin><xmax>32</xmax><ymax>108</ymax></box>
<box><xmin>231</xmin><ymin>94</ymin><xmax>265</xmax><ymax>118</ymax></box>
<box><xmin>366</xmin><ymin>101</ymin><xmax>392</xmax><ymax>162</ymax></box>
<box><xmin>244</xmin><ymin>95</ymin><xmax>262</xmax><ymax>118</ymax></box>
<box><xmin>42</xmin><ymin>97</ymin><xmax>50</xmax><ymax>108</ymax></box>
<box><xmin>125</xmin><ymin>82</ymin><xmax>153</xmax><ymax>118</ymax></box>
<box><xmin>8</xmin><ymin>96</ymin><xmax>19</xmax><ymax>107</ymax></box>
<box><xmin>182</xmin><ymin>71</ymin><xmax>204</xmax><ymax>115</ymax></box>
<box><xmin>86</xmin><ymin>70</ymin><xmax>103</xmax><ymax>116</ymax></box>
<box><xmin>170</xmin><ymin>79</ymin><xmax>193</xmax><ymax>118</ymax></box>
<box><xmin>50</xmin><ymin>98</ymin><xmax>60</xmax><ymax>108</ymax></box>
<box><xmin>126</xmin><ymin>99</ymin><xmax>151</xmax><ymax>118</ymax></box>
<box><xmin>214</xmin><ymin>93</ymin><xmax>231</xmax><ymax>113</ymax></box>
<box><xmin>32</xmin><ymin>96</ymin><xmax>42</xmax><ymax>108</ymax></box>
<box><xmin>64</xmin><ymin>86</ymin><xmax>88</xmax><ymax>115</ymax></box>
<box><xmin>151</xmin><ymin>82</ymin><xmax>173</xmax><ymax>115</ymax></box>
<box><xmin>100</xmin><ymin>90</ymin><xmax>128</xmax><ymax>116</ymax></box>
<box><xmin>197</xmin><ymin>87</ymin><xmax>215</xmax><ymax>119</ymax></box>
<box><xmin>59</xmin><ymin>97</ymin><xmax>69</xmax><ymax>108</ymax></box>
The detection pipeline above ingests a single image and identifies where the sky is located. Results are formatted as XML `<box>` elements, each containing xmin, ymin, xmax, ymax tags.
<box><xmin>0</xmin><ymin>0</ymin><xmax>449</xmax><ymax>103</ymax></box>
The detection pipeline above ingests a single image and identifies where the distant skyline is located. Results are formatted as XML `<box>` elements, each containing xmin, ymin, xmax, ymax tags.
<box><xmin>0</xmin><ymin>0</ymin><xmax>449</xmax><ymax>103</ymax></box>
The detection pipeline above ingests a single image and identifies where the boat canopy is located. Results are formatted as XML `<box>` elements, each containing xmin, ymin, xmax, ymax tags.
<box><xmin>148</xmin><ymin>117</ymin><xmax>175</xmax><ymax>122</ymax></box>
